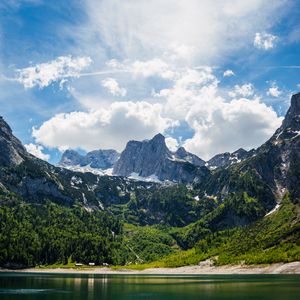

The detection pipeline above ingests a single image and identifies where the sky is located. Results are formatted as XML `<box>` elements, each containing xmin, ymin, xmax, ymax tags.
<box><xmin>1</xmin><ymin>0</ymin><xmax>300</xmax><ymax>163</ymax></box>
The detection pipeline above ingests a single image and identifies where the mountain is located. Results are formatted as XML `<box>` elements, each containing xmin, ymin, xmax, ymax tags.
<box><xmin>0</xmin><ymin>116</ymin><xmax>158</xmax><ymax>208</ymax></box>
<box><xmin>1</xmin><ymin>93</ymin><xmax>300</xmax><ymax>268</ymax></box>
<box><xmin>250</xmin><ymin>92</ymin><xmax>300</xmax><ymax>199</ymax></box>
<box><xmin>181</xmin><ymin>93</ymin><xmax>300</xmax><ymax>247</ymax></box>
<box><xmin>206</xmin><ymin>148</ymin><xmax>256</xmax><ymax>170</ymax></box>
<box><xmin>59</xmin><ymin>149</ymin><xmax>120</xmax><ymax>173</ymax></box>
<box><xmin>112</xmin><ymin>133</ymin><xmax>207</xmax><ymax>183</ymax></box>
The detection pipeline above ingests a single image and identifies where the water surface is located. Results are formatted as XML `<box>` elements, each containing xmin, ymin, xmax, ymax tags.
<box><xmin>0</xmin><ymin>273</ymin><xmax>299</xmax><ymax>300</ymax></box>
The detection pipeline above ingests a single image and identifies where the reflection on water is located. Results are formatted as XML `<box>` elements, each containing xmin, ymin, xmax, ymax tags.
<box><xmin>0</xmin><ymin>273</ymin><xmax>300</xmax><ymax>300</ymax></box>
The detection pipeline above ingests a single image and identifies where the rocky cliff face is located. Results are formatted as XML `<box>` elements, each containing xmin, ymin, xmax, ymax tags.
<box><xmin>59</xmin><ymin>149</ymin><xmax>120</xmax><ymax>170</ymax></box>
<box><xmin>113</xmin><ymin>133</ymin><xmax>208</xmax><ymax>183</ymax></box>
<box><xmin>258</xmin><ymin>92</ymin><xmax>300</xmax><ymax>199</ymax></box>
<box><xmin>0</xmin><ymin>117</ymin><xmax>28</xmax><ymax>167</ymax></box>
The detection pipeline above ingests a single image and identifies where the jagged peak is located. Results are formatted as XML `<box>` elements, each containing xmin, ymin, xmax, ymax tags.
<box><xmin>151</xmin><ymin>133</ymin><xmax>165</xmax><ymax>142</ymax></box>
<box><xmin>290</xmin><ymin>92</ymin><xmax>300</xmax><ymax>110</ymax></box>
<box><xmin>176</xmin><ymin>146</ymin><xmax>187</xmax><ymax>155</ymax></box>
<box><xmin>63</xmin><ymin>149</ymin><xmax>80</xmax><ymax>155</ymax></box>
<box><xmin>0</xmin><ymin>116</ymin><xmax>13</xmax><ymax>137</ymax></box>
<box><xmin>233</xmin><ymin>148</ymin><xmax>248</xmax><ymax>155</ymax></box>
<box><xmin>281</xmin><ymin>93</ymin><xmax>300</xmax><ymax>131</ymax></box>
<box><xmin>0</xmin><ymin>116</ymin><xmax>28</xmax><ymax>166</ymax></box>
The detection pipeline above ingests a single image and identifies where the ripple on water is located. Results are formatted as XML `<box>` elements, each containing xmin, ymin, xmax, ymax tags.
<box><xmin>0</xmin><ymin>288</ymin><xmax>54</xmax><ymax>294</ymax></box>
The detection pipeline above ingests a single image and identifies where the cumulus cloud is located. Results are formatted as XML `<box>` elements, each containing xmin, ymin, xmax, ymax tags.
<box><xmin>25</xmin><ymin>143</ymin><xmax>50</xmax><ymax>161</ymax></box>
<box><xmin>267</xmin><ymin>83</ymin><xmax>282</xmax><ymax>97</ymax></box>
<box><xmin>183</xmin><ymin>98</ymin><xmax>282</xmax><ymax>160</ymax></box>
<box><xmin>223</xmin><ymin>70</ymin><xmax>235</xmax><ymax>77</ymax></box>
<box><xmin>31</xmin><ymin>58</ymin><xmax>282</xmax><ymax>160</ymax></box>
<box><xmin>16</xmin><ymin>56</ymin><xmax>92</xmax><ymax>88</ymax></box>
<box><xmin>254</xmin><ymin>32</ymin><xmax>278</xmax><ymax>50</ymax></box>
<box><xmin>101</xmin><ymin>77</ymin><xmax>127</xmax><ymax>97</ymax></box>
<box><xmin>152</xmin><ymin>66</ymin><xmax>282</xmax><ymax>160</ymax></box>
<box><xmin>78</xmin><ymin>0</ymin><xmax>287</xmax><ymax>64</ymax></box>
<box><xmin>32</xmin><ymin>101</ymin><xmax>174</xmax><ymax>152</ymax></box>
<box><xmin>229</xmin><ymin>83</ymin><xmax>254</xmax><ymax>98</ymax></box>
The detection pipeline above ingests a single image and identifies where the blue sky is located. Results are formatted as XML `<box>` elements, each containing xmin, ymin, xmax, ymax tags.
<box><xmin>0</xmin><ymin>0</ymin><xmax>300</xmax><ymax>163</ymax></box>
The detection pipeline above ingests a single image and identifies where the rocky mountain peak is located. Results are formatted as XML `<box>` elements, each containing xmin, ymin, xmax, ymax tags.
<box><xmin>175</xmin><ymin>147</ymin><xmax>205</xmax><ymax>167</ymax></box>
<box><xmin>113</xmin><ymin>133</ymin><xmax>207</xmax><ymax>182</ymax></box>
<box><xmin>59</xmin><ymin>149</ymin><xmax>119</xmax><ymax>170</ymax></box>
<box><xmin>149</xmin><ymin>133</ymin><xmax>169</xmax><ymax>152</ymax></box>
<box><xmin>59</xmin><ymin>150</ymin><xmax>83</xmax><ymax>167</ymax></box>
<box><xmin>206</xmin><ymin>147</ymin><xmax>254</xmax><ymax>170</ymax></box>
<box><xmin>0</xmin><ymin>116</ymin><xmax>27</xmax><ymax>167</ymax></box>
<box><xmin>233</xmin><ymin>148</ymin><xmax>248</xmax><ymax>156</ymax></box>
<box><xmin>175</xmin><ymin>147</ymin><xmax>186</xmax><ymax>156</ymax></box>
<box><xmin>152</xmin><ymin>133</ymin><xmax>165</xmax><ymax>142</ymax></box>
<box><xmin>281</xmin><ymin>92</ymin><xmax>300</xmax><ymax>131</ymax></box>
<box><xmin>0</xmin><ymin>116</ymin><xmax>13</xmax><ymax>137</ymax></box>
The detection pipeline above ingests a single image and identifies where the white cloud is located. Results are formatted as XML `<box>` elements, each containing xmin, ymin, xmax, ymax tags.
<box><xmin>267</xmin><ymin>83</ymin><xmax>282</xmax><ymax>97</ymax></box>
<box><xmin>30</xmin><ymin>57</ymin><xmax>283</xmax><ymax>161</ymax></box>
<box><xmin>101</xmin><ymin>77</ymin><xmax>127</xmax><ymax>97</ymax></box>
<box><xmin>16</xmin><ymin>56</ymin><xmax>92</xmax><ymax>89</ymax></box>
<box><xmin>165</xmin><ymin>137</ymin><xmax>179</xmax><ymax>152</ymax></box>
<box><xmin>105</xmin><ymin>58</ymin><xmax>176</xmax><ymax>79</ymax></box>
<box><xmin>25</xmin><ymin>143</ymin><xmax>50</xmax><ymax>161</ymax></box>
<box><xmin>183</xmin><ymin>98</ymin><xmax>282</xmax><ymax>160</ymax></box>
<box><xmin>229</xmin><ymin>83</ymin><xmax>254</xmax><ymax>98</ymax></box>
<box><xmin>151</xmin><ymin>66</ymin><xmax>282</xmax><ymax>160</ymax></box>
<box><xmin>78</xmin><ymin>0</ymin><xmax>287</xmax><ymax>63</ymax></box>
<box><xmin>131</xmin><ymin>59</ymin><xmax>175</xmax><ymax>79</ymax></box>
<box><xmin>254</xmin><ymin>32</ymin><xmax>277</xmax><ymax>50</ymax></box>
<box><xmin>157</xmin><ymin>67</ymin><xmax>217</xmax><ymax>120</ymax></box>
<box><xmin>223</xmin><ymin>70</ymin><xmax>235</xmax><ymax>77</ymax></box>
<box><xmin>32</xmin><ymin>101</ymin><xmax>175</xmax><ymax>152</ymax></box>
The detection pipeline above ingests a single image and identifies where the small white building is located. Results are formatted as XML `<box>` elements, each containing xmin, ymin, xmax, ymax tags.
<box><xmin>75</xmin><ymin>263</ymin><xmax>83</xmax><ymax>266</ymax></box>
<box><xmin>89</xmin><ymin>262</ymin><xmax>95</xmax><ymax>266</ymax></box>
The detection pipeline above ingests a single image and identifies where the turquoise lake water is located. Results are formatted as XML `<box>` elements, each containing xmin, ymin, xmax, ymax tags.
<box><xmin>0</xmin><ymin>273</ymin><xmax>300</xmax><ymax>299</ymax></box>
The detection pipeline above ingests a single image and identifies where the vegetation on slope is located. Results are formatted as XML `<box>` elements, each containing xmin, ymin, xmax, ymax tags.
<box><xmin>126</xmin><ymin>193</ymin><xmax>300</xmax><ymax>269</ymax></box>
<box><xmin>0</xmin><ymin>195</ymin><xmax>124</xmax><ymax>268</ymax></box>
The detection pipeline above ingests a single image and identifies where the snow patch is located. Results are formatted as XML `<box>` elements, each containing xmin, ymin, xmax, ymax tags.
<box><xmin>61</xmin><ymin>165</ymin><xmax>113</xmax><ymax>176</ymax></box>
<box><xmin>129</xmin><ymin>172</ymin><xmax>162</xmax><ymax>183</ymax></box>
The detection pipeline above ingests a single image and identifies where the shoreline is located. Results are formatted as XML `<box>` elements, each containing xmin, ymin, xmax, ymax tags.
<box><xmin>1</xmin><ymin>262</ymin><xmax>300</xmax><ymax>275</ymax></box>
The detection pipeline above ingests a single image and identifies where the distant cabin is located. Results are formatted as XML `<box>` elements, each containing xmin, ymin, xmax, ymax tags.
<box><xmin>89</xmin><ymin>262</ymin><xmax>95</xmax><ymax>266</ymax></box>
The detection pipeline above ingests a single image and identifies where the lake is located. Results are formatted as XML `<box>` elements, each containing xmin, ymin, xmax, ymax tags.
<box><xmin>0</xmin><ymin>273</ymin><xmax>300</xmax><ymax>300</ymax></box>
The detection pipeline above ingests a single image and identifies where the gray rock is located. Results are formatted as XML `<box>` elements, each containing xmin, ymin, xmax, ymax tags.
<box><xmin>113</xmin><ymin>133</ymin><xmax>208</xmax><ymax>183</ymax></box>
<box><xmin>0</xmin><ymin>116</ymin><xmax>28</xmax><ymax>167</ymax></box>
<box><xmin>59</xmin><ymin>149</ymin><xmax>120</xmax><ymax>170</ymax></box>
